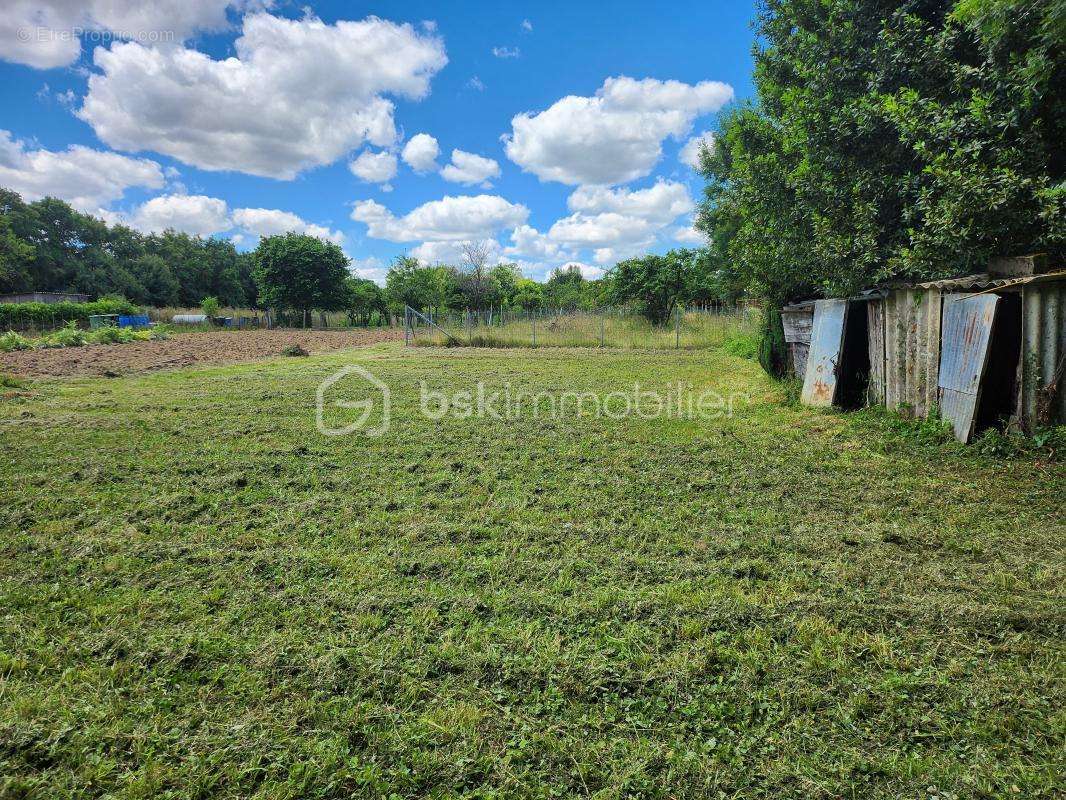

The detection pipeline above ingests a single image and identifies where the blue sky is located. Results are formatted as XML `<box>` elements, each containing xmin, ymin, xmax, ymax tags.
<box><xmin>0</xmin><ymin>1</ymin><xmax>756</xmax><ymax>282</ymax></box>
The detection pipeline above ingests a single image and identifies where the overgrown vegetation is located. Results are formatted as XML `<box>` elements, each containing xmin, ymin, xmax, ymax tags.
<box><xmin>1</xmin><ymin>321</ymin><xmax>169</xmax><ymax>351</ymax></box>
<box><xmin>411</xmin><ymin>307</ymin><xmax>756</xmax><ymax>349</ymax></box>
<box><xmin>698</xmin><ymin>0</ymin><xmax>1065</xmax><ymax>305</ymax></box>
<box><xmin>0</xmin><ymin>330</ymin><xmax>31</xmax><ymax>352</ymax></box>
<box><xmin>0</xmin><ymin>344</ymin><xmax>1061</xmax><ymax>797</ymax></box>
<box><xmin>0</xmin><ymin>296</ymin><xmax>137</xmax><ymax>329</ymax></box>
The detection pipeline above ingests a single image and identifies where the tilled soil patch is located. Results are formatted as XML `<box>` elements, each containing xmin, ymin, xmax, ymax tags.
<box><xmin>0</xmin><ymin>328</ymin><xmax>402</xmax><ymax>377</ymax></box>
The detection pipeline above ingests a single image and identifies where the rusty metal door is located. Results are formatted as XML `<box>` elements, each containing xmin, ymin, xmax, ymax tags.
<box><xmin>938</xmin><ymin>293</ymin><xmax>1000</xmax><ymax>442</ymax></box>
<box><xmin>801</xmin><ymin>299</ymin><xmax>848</xmax><ymax>407</ymax></box>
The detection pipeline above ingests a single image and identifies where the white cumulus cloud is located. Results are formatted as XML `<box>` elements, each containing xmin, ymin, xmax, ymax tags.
<box><xmin>351</xmin><ymin>194</ymin><xmax>528</xmax><ymax>242</ymax></box>
<box><xmin>348</xmin><ymin>149</ymin><xmax>397</xmax><ymax>185</ymax></box>
<box><xmin>111</xmin><ymin>193</ymin><xmax>345</xmax><ymax>242</ymax></box>
<box><xmin>0</xmin><ymin>0</ymin><xmax>244</xmax><ymax>69</ymax></box>
<box><xmin>129</xmin><ymin>194</ymin><xmax>231</xmax><ymax>236</ymax></box>
<box><xmin>680</xmin><ymin>130</ymin><xmax>715</xmax><ymax>169</ymax></box>
<box><xmin>77</xmin><ymin>13</ymin><xmax>447</xmax><ymax>179</ymax></box>
<box><xmin>492</xmin><ymin>46</ymin><xmax>520</xmax><ymax>58</ymax></box>
<box><xmin>566</xmin><ymin>179</ymin><xmax>694</xmax><ymax>224</ymax></box>
<box><xmin>440</xmin><ymin>149</ymin><xmax>501</xmax><ymax>187</ymax></box>
<box><xmin>349</xmin><ymin>255</ymin><xmax>387</xmax><ymax>284</ymax></box>
<box><xmin>401</xmin><ymin>133</ymin><xmax>439</xmax><ymax>173</ymax></box>
<box><xmin>518</xmin><ymin>180</ymin><xmax>693</xmax><ymax>262</ymax></box>
<box><xmin>410</xmin><ymin>239</ymin><xmax>504</xmax><ymax>265</ymax></box>
<box><xmin>231</xmin><ymin>207</ymin><xmax>344</xmax><ymax>244</ymax></box>
<box><xmin>0</xmin><ymin>129</ymin><xmax>163</xmax><ymax>212</ymax></box>
<box><xmin>673</xmin><ymin>223</ymin><xmax>705</xmax><ymax>244</ymax></box>
<box><xmin>504</xmin><ymin>224</ymin><xmax>567</xmax><ymax>260</ymax></box>
<box><xmin>503</xmin><ymin>76</ymin><xmax>733</xmax><ymax>185</ymax></box>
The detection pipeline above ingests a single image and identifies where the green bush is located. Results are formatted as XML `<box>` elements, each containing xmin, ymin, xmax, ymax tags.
<box><xmin>0</xmin><ymin>331</ymin><xmax>32</xmax><ymax>352</ymax></box>
<box><xmin>200</xmin><ymin>296</ymin><xmax>220</xmax><ymax>320</ymax></box>
<box><xmin>83</xmin><ymin>324</ymin><xmax>167</xmax><ymax>345</ymax></box>
<box><xmin>0</xmin><ymin>298</ymin><xmax>138</xmax><ymax>329</ymax></box>
<box><xmin>88</xmin><ymin>326</ymin><xmax>137</xmax><ymax>345</ymax></box>
<box><xmin>38</xmin><ymin>322</ymin><xmax>86</xmax><ymax>348</ymax></box>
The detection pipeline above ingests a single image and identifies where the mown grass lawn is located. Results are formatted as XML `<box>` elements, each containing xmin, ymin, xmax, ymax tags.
<box><xmin>1</xmin><ymin>343</ymin><xmax>1063</xmax><ymax>799</ymax></box>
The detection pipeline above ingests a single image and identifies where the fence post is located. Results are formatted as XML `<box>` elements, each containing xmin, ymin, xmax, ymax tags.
<box><xmin>675</xmin><ymin>304</ymin><xmax>681</xmax><ymax>348</ymax></box>
<box><xmin>532</xmin><ymin>310</ymin><xmax>536</xmax><ymax>347</ymax></box>
<box><xmin>600</xmin><ymin>313</ymin><xmax>604</xmax><ymax>347</ymax></box>
<box><xmin>404</xmin><ymin>306</ymin><xmax>410</xmax><ymax>346</ymax></box>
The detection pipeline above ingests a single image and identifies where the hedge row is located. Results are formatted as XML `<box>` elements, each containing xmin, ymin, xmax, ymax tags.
<box><xmin>0</xmin><ymin>298</ymin><xmax>139</xmax><ymax>328</ymax></box>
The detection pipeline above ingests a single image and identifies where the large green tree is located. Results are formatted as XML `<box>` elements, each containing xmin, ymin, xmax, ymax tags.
<box><xmin>343</xmin><ymin>276</ymin><xmax>389</xmax><ymax>326</ymax></box>
<box><xmin>699</xmin><ymin>0</ymin><xmax>1065</xmax><ymax>305</ymax></box>
<box><xmin>610</xmin><ymin>249</ymin><xmax>707</xmax><ymax>324</ymax></box>
<box><xmin>385</xmin><ymin>256</ymin><xmax>460</xmax><ymax>314</ymax></box>
<box><xmin>253</xmin><ymin>233</ymin><xmax>350</xmax><ymax>322</ymax></box>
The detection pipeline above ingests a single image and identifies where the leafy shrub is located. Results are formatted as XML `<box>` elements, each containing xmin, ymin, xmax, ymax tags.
<box><xmin>201</xmin><ymin>296</ymin><xmax>220</xmax><ymax>321</ymax></box>
<box><xmin>88</xmin><ymin>325</ymin><xmax>137</xmax><ymax>345</ymax></box>
<box><xmin>85</xmin><ymin>323</ymin><xmax>168</xmax><ymax>345</ymax></box>
<box><xmin>282</xmin><ymin>344</ymin><xmax>309</xmax><ymax>357</ymax></box>
<box><xmin>973</xmin><ymin>426</ymin><xmax>1065</xmax><ymax>460</ymax></box>
<box><xmin>38</xmin><ymin>322</ymin><xmax>86</xmax><ymax>348</ymax></box>
<box><xmin>0</xmin><ymin>331</ymin><xmax>32</xmax><ymax>352</ymax></box>
<box><xmin>0</xmin><ymin>298</ymin><xmax>138</xmax><ymax>329</ymax></box>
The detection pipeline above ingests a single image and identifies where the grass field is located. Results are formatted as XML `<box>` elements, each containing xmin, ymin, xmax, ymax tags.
<box><xmin>1</xmin><ymin>342</ymin><xmax>1063</xmax><ymax>798</ymax></box>
<box><xmin>410</xmin><ymin>309</ymin><xmax>756</xmax><ymax>350</ymax></box>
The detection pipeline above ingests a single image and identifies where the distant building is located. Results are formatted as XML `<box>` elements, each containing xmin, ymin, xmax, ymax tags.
<box><xmin>0</xmin><ymin>291</ymin><xmax>90</xmax><ymax>304</ymax></box>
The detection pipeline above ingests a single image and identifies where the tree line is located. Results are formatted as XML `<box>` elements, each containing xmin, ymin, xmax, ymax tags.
<box><xmin>1</xmin><ymin>186</ymin><xmax>746</xmax><ymax>324</ymax></box>
<box><xmin>0</xmin><ymin>189</ymin><xmax>257</xmax><ymax>308</ymax></box>
<box><xmin>698</xmin><ymin>0</ymin><xmax>1064</xmax><ymax>307</ymax></box>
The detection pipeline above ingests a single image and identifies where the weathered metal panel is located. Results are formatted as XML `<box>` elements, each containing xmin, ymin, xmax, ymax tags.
<box><xmin>883</xmin><ymin>288</ymin><xmax>942</xmax><ymax>418</ymax></box>
<box><xmin>938</xmin><ymin>293</ymin><xmax>1000</xmax><ymax>443</ymax></box>
<box><xmin>801</xmin><ymin>299</ymin><xmax>848</xmax><ymax>407</ymax></box>
<box><xmin>788</xmin><ymin>343</ymin><xmax>811</xmax><ymax>379</ymax></box>
<box><xmin>867</xmin><ymin>299</ymin><xmax>886</xmax><ymax>405</ymax></box>
<box><xmin>782</xmin><ymin>304</ymin><xmax>815</xmax><ymax>342</ymax></box>
<box><xmin>782</xmin><ymin>303</ymin><xmax>815</xmax><ymax>378</ymax></box>
<box><xmin>1020</xmin><ymin>282</ymin><xmax>1066</xmax><ymax>428</ymax></box>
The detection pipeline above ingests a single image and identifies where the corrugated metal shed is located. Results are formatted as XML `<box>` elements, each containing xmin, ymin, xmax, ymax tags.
<box><xmin>883</xmin><ymin>287</ymin><xmax>942</xmax><ymax>418</ymax></box>
<box><xmin>790</xmin><ymin>269</ymin><xmax>1066</xmax><ymax>435</ymax></box>
<box><xmin>914</xmin><ymin>275</ymin><xmax>1019</xmax><ymax>291</ymax></box>
<box><xmin>1020</xmin><ymin>280</ymin><xmax>1066</xmax><ymax>427</ymax></box>
<box><xmin>938</xmin><ymin>293</ymin><xmax>999</xmax><ymax>442</ymax></box>
<box><xmin>801</xmin><ymin>299</ymin><xmax>849</xmax><ymax>406</ymax></box>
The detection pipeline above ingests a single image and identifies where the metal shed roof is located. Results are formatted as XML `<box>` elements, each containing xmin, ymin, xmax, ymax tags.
<box><xmin>915</xmin><ymin>272</ymin><xmax>1065</xmax><ymax>291</ymax></box>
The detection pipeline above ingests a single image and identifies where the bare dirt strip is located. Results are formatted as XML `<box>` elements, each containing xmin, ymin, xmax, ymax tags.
<box><xmin>0</xmin><ymin>328</ymin><xmax>403</xmax><ymax>378</ymax></box>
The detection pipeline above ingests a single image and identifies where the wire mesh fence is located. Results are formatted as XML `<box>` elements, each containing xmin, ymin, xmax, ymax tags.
<box><xmin>405</xmin><ymin>304</ymin><xmax>758</xmax><ymax>350</ymax></box>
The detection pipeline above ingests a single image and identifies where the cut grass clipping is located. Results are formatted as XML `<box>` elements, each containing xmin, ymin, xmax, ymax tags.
<box><xmin>0</xmin><ymin>343</ymin><xmax>1062</xmax><ymax>798</ymax></box>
